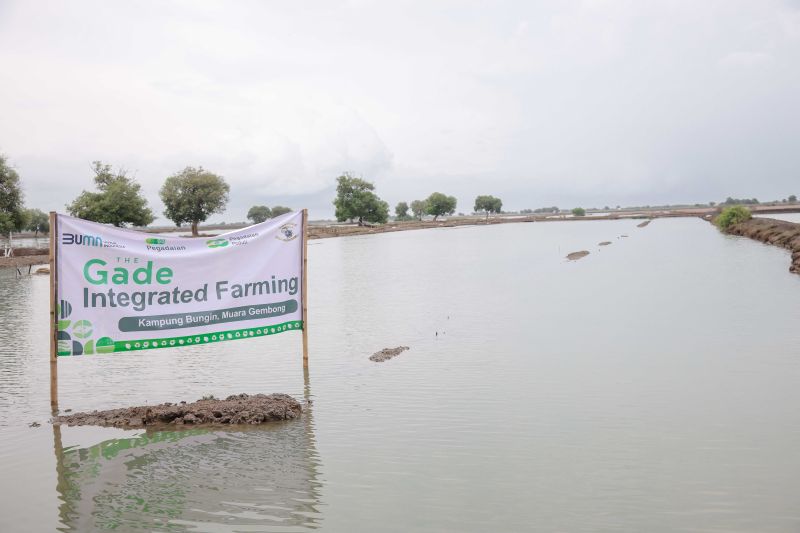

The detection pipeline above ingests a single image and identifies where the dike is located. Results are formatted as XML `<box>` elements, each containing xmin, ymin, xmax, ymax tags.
<box><xmin>723</xmin><ymin>217</ymin><xmax>800</xmax><ymax>275</ymax></box>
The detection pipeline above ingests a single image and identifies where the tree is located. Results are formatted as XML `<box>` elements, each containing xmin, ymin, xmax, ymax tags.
<box><xmin>790</xmin><ymin>195</ymin><xmax>797</xmax><ymax>203</ymax></box>
<box><xmin>410</xmin><ymin>199</ymin><xmax>427</xmax><ymax>220</ymax></box>
<box><xmin>271</xmin><ymin>205</ymin><xmax>292</xmax><ymax>217</ymax></box>
<box><xmin>474</xmin><ymin>195</ymin><xmax>503</xmax><ymax>220</ymax></box>
<box><xmin>67</xmin><ymin>161</ymin><xmax>154</xmax><ymax>227</ymax></box>
<box><xmin>715</xmin><ymin>205</ymin><xmax>751</xmax><ymax>230</ymax></box>
<box><xmin>424</xmin><ymin>192</ymin><xmax>457</xmax><ymax>221</ymax></box>
<box><xmin>247</xmin><ymin>205</ymin><xmax>272</xmax><ymax>223</ymax></box>
<box><xmin>160</xmin><ymin>166</ymin><xmax>230</xmax><ymax>236</ymax></box>
<box><xmin>723</xmin><ymin>197</ymin><xmax>759</xmax><ymax>205</ymax></box>
<box><xmin>395</xmin><ymin>201</ymin><xmax>411</xmax><ymax>221</ymax></box>
<box><xmin>24</xmin><ymin>208</ymin><xmax>49</xmax><ymax>236</ymax></box>
<box><xmin>332</xmin><ymin>173</ymin><xmax>389</xmax><ymax>225</ymax></box>
<box><xmin>0</xmin><ymin>154</ymin><xmax>26</xmax><ymax>235</ymax></box>
<box><xmin>572</xmin><ymin>207</ymin><xmax>586</xmax><ymax>217</ymax></box>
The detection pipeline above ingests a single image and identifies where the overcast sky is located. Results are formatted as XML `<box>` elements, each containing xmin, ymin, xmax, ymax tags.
<box><xmin>1</xmin><ymin>0</ymin><xmax>799</xmax><ymax>222</ymax></box>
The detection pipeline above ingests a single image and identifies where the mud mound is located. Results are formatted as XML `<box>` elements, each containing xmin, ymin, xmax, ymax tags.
<box><xmin>598</xmin><ymin>241</ymin><xmax>612</xmax><ymax>246</ymax></box>
<box><xmin>11</xmin><ymin>247</ymin><xmax>48</xmax><ymax>256</ymax></box>
<box><xmin>53</xmin><ymin>393</ymin><xmax>302</xmax><ymax>428</ymax></box>
<box><xmin>723</xmin><ymin>217</ymin><xmax>800</xmax><ymax>274</ymax></box>
<box><xmin>566</xmin><ymin>250</ymin><xmax>590</xmax><ymax>260</ymax></box>
<box><xmin>370</xmin><ymin>346</ymin><xmax>410</xmax><ymax>362</ymax></box>
<box><xmin>637</xmin><ymin>220</ymin><xmax>651</xmax><ymax>228</ymax></box>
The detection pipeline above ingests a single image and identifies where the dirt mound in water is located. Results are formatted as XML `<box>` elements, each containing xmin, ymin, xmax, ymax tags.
<box><xmin>53</xmin><ymin>393</ymin><xmax>302</xmax><ymax>428</ymax></box>
<box><xmin>724</xmin><ymin>217</ymin><xmax>800</xmax><ymax>274</ymax></box>
<box><xmin>637</xmin><ymin>220</ymin><xmax>651</xmax><ymax>228</ymax></box>
<box><xmin>598</xmin><ymin>241</ymin><xmax>612</xmax><ymax>246</ymax></box>
<box><xmin>370</xmin><ymin>346</ymin><xmax>409</xmax><ymax>362</ymax></box>
<box><xmin>566</xmin><ymin>250</ymin><xmax>590</xmax><ymax>260</ymax></box>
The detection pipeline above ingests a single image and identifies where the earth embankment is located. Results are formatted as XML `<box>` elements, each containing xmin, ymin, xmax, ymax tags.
<box><xmin>724</xmin><ymin>217</ymin><xmax>800</xmax><ymax>275</ymax></box>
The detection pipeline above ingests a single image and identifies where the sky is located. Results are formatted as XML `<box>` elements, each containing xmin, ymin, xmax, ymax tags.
<box><xmin>1</xmin><ymin>0</ymin><xmax>799</xmax><ymax>223</ymax></box>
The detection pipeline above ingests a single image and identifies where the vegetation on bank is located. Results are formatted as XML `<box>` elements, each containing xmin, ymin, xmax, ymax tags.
<box><xmin>68</xmin><ymin>161</ymin><xmax>154</xmax><ymax>227</ymax></box>
<box><xmin>715</xmin><ymin>205</ymin><xmax>752</xmax><ymax>231</ymax></box>
<box><xmin>2</xmin><ymin>149</ymin><xmax>800</xmax><ymax>237</ymax></box>
<box><xmin>474</xmin><ymin>195</ymin><xmax>502</xmax><ymax>219</ymax></box>
<box><xmin>160</xmin><ymin>167</ymin><xmax>230</xmax><ymax>236</ymax></box>
<box><xmin>0</xmin><ymin>154</ymin><xmax>26</xmax><ymax>235</ymax></box>
<box><xmin>333</xmin><ymin>173</ymin><xmax>389</xmax><ymax>226</ymax></box>
<box><xmin>394</xmin><ymin>201</ymin><xmax>411</xmax><ymax>221</ymax></box>
<box><xmin>246</xmin><ymin>205</ymin><xmax>292</xmax><ymax>224</ymax></box>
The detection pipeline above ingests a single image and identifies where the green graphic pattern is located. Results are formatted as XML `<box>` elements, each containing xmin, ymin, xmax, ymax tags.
<box><xmin>56</xmin><ymin>296</ymin><xmax>302</xmax><ymax>356</ymax></box>
<box><xmin>112</xmin><ymin>320</ymin><xmax>303</xmax><ymax>353</ymax></box>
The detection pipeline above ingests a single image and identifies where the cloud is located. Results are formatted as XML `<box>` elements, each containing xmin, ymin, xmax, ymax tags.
<box><xmin>1</xmin><ymin>0</ymin><xmax>799</xmax><ymax>219</ymax></box>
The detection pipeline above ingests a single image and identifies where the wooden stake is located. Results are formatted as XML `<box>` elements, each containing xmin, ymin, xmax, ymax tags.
<box><xmin>301</xmin><ymin>208</ymin><xmax>309</xmax><ymax>368</ymax></box>
<box><xmin>49</xmin><ymin>211</ymin><xmax>59</xmax><ymax>413</ymax></box>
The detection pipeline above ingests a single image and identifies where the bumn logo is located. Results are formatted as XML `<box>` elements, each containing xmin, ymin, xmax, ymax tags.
<box><xmin>62</xmin><ymin>233</ymin><xmax>103</xmax><ymax>246</ymax></box>
<box><xmin>206</xmin><ymin>238</ymin><xmax>229</xmax><ymax>248</ymax></box>
<box><xmin>276</xmin><ymin>223</ymin><xmax>298</xmax><ymax>242</ymax></box>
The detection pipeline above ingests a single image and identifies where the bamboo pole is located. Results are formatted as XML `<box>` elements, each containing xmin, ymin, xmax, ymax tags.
<box><xmin>49</xmin><ymin>211</ymin><xmax>58</xmax><ymax>413</ymax></box>
<box><xmin>301</xmin><ymin>208</ymin><xmax>309</xmax><ymax>368</ymax></box>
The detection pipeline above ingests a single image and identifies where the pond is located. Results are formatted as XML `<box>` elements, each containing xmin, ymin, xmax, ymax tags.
<box><xmin>1</xmin><ymin>217</ymin><xmax>800</xmax><ymax>531</ymax></box>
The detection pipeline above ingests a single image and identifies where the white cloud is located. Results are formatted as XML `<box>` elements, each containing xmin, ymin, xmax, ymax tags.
<box><xmin>1</xmin><ymin>0</ymin><xmax>799</xmax><ymax>219</ymax></box>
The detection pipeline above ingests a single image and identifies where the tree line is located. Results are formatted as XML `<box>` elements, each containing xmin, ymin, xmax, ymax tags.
<box><xmin>3</xmin><ymin>152</ymin><xmax>799</xmax><ymax>235</ymax></box>
<box><xmin>0</xmin><ymin>156</ymin><xmax>294</xmax><ymax>237</ymax></box>
<box><xmin>332</xmin><ymin>173</ymin><xmax>503</xmax><ymax>225</ymax></box>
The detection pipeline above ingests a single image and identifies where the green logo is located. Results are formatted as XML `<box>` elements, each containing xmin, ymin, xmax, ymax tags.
<box><xmin>72</xmin><ymin>320</ymin><xmax>93</xmax><ymax>339</ymax></box>
<box><xmin>146</xmin><ymin>238</ymin><xmax>166</xmax><ymax>245</ymax></box>
<box><xmin>206</xmin><ymin>238</ymin><xmax>229</xmax><ymax>248</ymax></box>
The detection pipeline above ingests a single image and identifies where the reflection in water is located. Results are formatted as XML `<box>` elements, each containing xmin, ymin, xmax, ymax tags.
<box><xmin>53</xmin><ymin>370</ymin><xmax>321</xmax><ymax>532</ymax></box>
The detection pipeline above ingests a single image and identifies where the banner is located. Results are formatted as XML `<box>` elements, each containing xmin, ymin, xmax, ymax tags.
<box><xmin>54</xmin><ymin>212</ymin><xmax>304</xmax><ymax>356</ymax></box>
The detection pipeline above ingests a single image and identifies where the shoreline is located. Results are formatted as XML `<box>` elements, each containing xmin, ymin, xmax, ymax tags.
<box><xmin>4</xmin><ymin>206</ymin><xmax>800</xmax><ymax>270</ymax></box>
<box><xmin>721</xmin><ymin>217</ymin><xmax>800</xmax><ymax>275</ymax></box>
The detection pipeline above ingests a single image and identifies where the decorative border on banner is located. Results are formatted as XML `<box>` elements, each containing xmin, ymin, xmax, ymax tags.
<box><xmin>115</xmin><ymin>320</ymin><xmax>304</xmax><ymax>353</ymax></box>
<box><xmin>57</xmin><ymin>320</ymin><xmax>303</xmax><ymax>356</ymax></box>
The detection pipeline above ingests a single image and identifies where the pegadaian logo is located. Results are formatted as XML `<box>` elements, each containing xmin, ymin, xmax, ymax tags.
<box><xmin>62</xmin><ymin>233</ymin><xmax>103</xmax><ymax>247</ymax></box>
<box><xmin>206</xmin><ymin>238</ymin><xmax>229</xmax><ymax>248</ymax></box>
<box><xmin>276</xmin><ymin>223</ymin><xmax>298</xmax><ymax>242</ymax></box>
<box><xmin>145</xmin><ymin>238</ymin><xmax>166</xmax><ymax>245</ymax></box>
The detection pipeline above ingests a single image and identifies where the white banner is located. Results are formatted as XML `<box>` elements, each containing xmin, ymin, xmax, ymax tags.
<box><xmin>54</xmin><ymin>211</ymin><xmax>304</xmax><ymax>356</ymax></box>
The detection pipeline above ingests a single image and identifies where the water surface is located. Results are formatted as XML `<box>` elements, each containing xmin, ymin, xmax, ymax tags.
<box><xmin>1</xmin><ymin>217</ymin><xmax>800</xmax><ymax>531</ymax></box>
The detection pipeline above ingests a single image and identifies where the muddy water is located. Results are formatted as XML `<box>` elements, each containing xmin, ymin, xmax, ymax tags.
<box><xmin>2</xmin><ymin>218</ymin><xmax>800</xmax><ymax>531</ymax></box>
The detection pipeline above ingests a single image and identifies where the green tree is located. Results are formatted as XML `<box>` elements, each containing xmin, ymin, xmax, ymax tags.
<box><xmin>790</xmin><ymin>194</ymin><xmax>797</xmax><ymax>203</ymax></box>
<box><xmin>24</xmin><ymin>208</ymin><xmax>49</xmax><ymax>236</ymax></box>
<box><xmin>395</xmin><ymin>201</ymin><xmax>410</xmax><ymax>221</ymax></box>
<box><xmin>160</xmin><ymin>166</ymin><xmax>230</xmax><ymax>236</ymax></box>
<box><xmin>410</xmin><ymin>199</ymin><xmax>427</xmax><ymax>220</ymax></box>
<box><xmin>572</xmin><ymin>207</ymin><xmax>586</xmax><ymax>217</ymax></box>
<box><xmin>474</xmin><ymin>195</ymin><xmax>503</xmax><ymax>220</ymax></box>
<box><xmin>67</xmin><ymin>161</ymin><xmax>154</xmax><ymax>227</ymax></box>
<box><xmin>715</xmin><ymin>205</ymin><xmax>751</xmax><ymax>230</ymax></box>
<box><xmin>0</xmin><ymin>154</ymin><xmax>26</xmax><ymax>235</ymax></box>
<box><xmin>333</xmin><ymin>173</ymin><xmax>389</xmax><ymax>225</ymax></box>
<box><xmin>424</xmin><ymin>192</ymin><xmax>457</xmax><ymax>221</ymax></box>
<box><xmin>247</xmin><ymin>205</ymin><xmax>272</xmax><ymax>223</ymax></box>
<box><xmin>271</xmin><ymin>205</ymin><xmax>292</xmax><ymax>217</ymax></box>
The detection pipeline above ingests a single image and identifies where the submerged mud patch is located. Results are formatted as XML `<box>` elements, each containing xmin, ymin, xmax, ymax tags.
<box><xmin>566</xmin><ymin>251</ymin><xmax>590</xmax><ymax>260</ymax></box>
<box><xmin>598</xmin><ymin>241</ymin><xmax>612</xmax><ymax>246</ymax></box>
<box><xmin>53</xmin><ymin>393</ymin><xmax>302</xmax><ymax>428</ymax></box>
<box><xmin>637</xmin><ymin>220</ymin><xmax>651</xmax><ymax>228</ymax></box>
<box><xmin>370</xmin><ymin>346</ymin><xmax>410</xmax><ymax>362</ymax></box>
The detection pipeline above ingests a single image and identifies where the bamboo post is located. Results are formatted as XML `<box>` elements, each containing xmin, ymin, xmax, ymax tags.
<box><xmin>301</xmin><ymin>208</ymin><xmax>309</xmax><ymax>368</ymax></box>
<box><xmin>49</xmin><ymin>211</ymin><xmax>59</xmax><ymax>413</ymax></box>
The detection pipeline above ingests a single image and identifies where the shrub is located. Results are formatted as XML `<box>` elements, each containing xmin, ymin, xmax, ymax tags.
<box><xmin>715</xmin><ymin>205</ymin><xmax>752</xmax><ymax>230</ymax></box>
